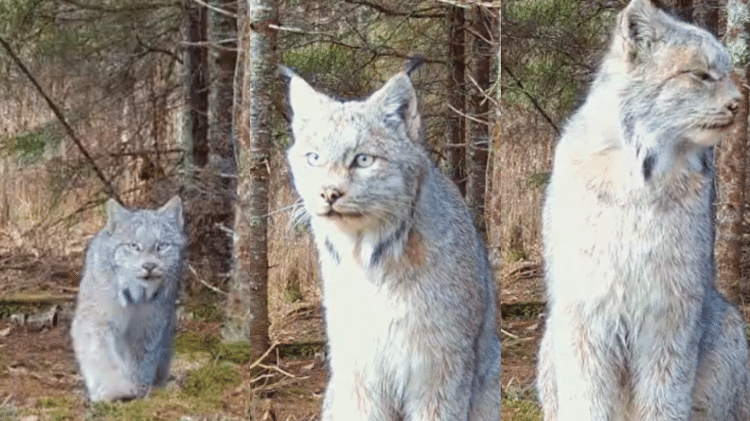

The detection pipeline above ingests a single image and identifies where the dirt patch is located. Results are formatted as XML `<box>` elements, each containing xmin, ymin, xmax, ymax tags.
<box><xmin>0</xmin><ymin>312</ymin><xmax>327</xmax><ymax>420</ymax></box>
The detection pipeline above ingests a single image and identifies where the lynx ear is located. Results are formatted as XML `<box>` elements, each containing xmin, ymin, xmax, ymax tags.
<box><xmin>157</xmin><ymin>195</ymin><xmax>184</xmax><ymax>229</ymax></box>
<box><xmin>105</xmin><ymin>198</ymin><xmax>129</xmax><ymax>234</ymax></box>
<box><xmin>367</xmin><ymin>72</ymin><xmax>422</xmax><ymax>143</ymax></box>
<box><xmin>618</xmin><ymin>0</ymin><xmax>661</xmax><ymax>62</ymax></box>
<box><xmin>282</xmin><ymin>66</ymin><xmax>332</xmax><ymax>120</ymax></box>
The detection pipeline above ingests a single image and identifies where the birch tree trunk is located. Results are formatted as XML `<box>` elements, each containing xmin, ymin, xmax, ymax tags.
<box><xmin>223</xmin><ymin>0</ymin><xmax>276</xmax><ymax>353</ymax></box>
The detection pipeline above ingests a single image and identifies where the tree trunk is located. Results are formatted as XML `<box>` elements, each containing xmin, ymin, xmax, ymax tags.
<box><xmin>465</xmin><ymin>5</ymin><xmax>495</xmax><ymax>234</ymax></box>
<box><xmin>487</xmin><ymin>4</ymin><xmax>502</xmax><ymax>265</ymax></box>
<box><xmin>186</xmin><ymin>1</ymin><xmax>209</xmax><ymax>170</ymax></box>
<box><xmin>223</xmin><ymin>0</ymin><xmax>276</xmax><ymax>354</ymax></box>
<box><xmin>203</xmin><ymin>0</ymin><xmax>238</xmax><ymax>287</ymax></box>
<box><xmin>446</xmin><ymin>5</ymin><xmax>466</xmax><ymax>196</ymax></box>
<box><xmin>715</xmin><ymin>0</ymin><xmax>749</xmax><ymax>302</ymax></box>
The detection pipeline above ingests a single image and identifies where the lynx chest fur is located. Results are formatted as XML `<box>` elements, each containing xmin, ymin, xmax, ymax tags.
<box><xmin>71</xmin><ymin>196</ymin><xmax>186</xmax><ymax>402</ymax></box>
<box><xmin>538</xmin><ymin>1</ymin><xmax>750</xmax><ymax>420</ymax></box>
<box><xmin>283</xmin><ymin>62</ymin><xmax>502</xmax><ymax>421</ymax></box>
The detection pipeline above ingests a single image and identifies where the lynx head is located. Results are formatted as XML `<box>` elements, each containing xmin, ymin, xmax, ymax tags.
<box><xmin>283</xmin><ymin>62</ymin><xmax>428</xmax><ymax>234</ymax></box>
<box><xmin>105</xmin><ymin>195</ymin><xmax>186</xmax><ymax>304</ymax></box>
<box><xmin>605</xmin><ymin>0</ymin><xmax>740</xmax><ymax>150</ymax></box>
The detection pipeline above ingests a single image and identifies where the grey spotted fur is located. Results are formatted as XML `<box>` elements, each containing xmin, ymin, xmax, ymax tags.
<box><xmin>283</xmin><ymin>62</ymin><xmax>501</xmax><ymax>421</ymax></box>
<box><xmin>538</xmin><ymin>1</ymin><xmax>750</xmax><ymax>420</ymax></box>
<box><xmin>71</xmin><ymin>196</ymin><xmax>186</xmax><ymax>401</ymax></box>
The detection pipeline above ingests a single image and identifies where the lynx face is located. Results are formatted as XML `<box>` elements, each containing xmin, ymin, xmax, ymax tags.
<box><xmin>106</xmin><ymin>197</ymin><xmax>185</xmax><ymax>305</ymax></box>
<box><xmin>616</xmin><ymin>1</ymin><xmax>741</xmax><ymax>148</ymax></box>
<box><xmin>286</xmin><ymin>72</ymin><xmax>426</xmax><ymax>234</ymax></box>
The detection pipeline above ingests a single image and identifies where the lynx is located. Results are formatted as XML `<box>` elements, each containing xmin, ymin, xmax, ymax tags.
<box><xmin>71</xmin><ymin>196</ymin><xmax>186</xmax><ymax>401</ymax></box>
<box><xmin>538</xmin><ymin>1</ymin><xmax>750</xmax><ymax>420</ymax></box>
<box><xmin>282</xmin><ymin>60</ymin><xmax>502</xmax><ymax>420</ymax></box>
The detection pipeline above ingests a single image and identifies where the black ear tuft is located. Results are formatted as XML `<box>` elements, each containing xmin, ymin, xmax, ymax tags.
<box><xmin>404</xmin><ymin>56</ymin><xmax>425</xmax><ymax>77</ymax></box>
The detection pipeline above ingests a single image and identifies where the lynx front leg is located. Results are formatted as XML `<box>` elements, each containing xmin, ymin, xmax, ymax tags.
<box><xmin>73</xmin><ymin>320</ymin><xmax>139</xmax><ymax>401</ymax></box>
<box><xmin>548</xmin><ymin>310</ymin><xmax>625</xmax><ymax>421</ymax></box>
<box><xmin>630</xmin><ymin>326</ymin><xmax>698</xmax><ymax>421</ymax></box>
<box><xmin>324</xmin><ymin>372</ymin><xmax>393</xmax><ymax>421</ymax></box>
<box><xmin>537</xmin><ymin>324</ymin><xmax>558</xmax><ymax>421</ymax></box>
<box><xmin>406</xmin><ymin>369</ymin><xmax>473</xmax><ymax>421</ymax></box>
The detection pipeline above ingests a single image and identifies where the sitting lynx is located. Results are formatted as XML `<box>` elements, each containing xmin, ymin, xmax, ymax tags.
<box><xmin>538</xmin><ymin>0</ymin><xmax>750</xmax><ymax>420</ymax></box>
<box><xmin>282</xmin><ymin>59</ymin><xmax>501</xmax><ymax>421</ymax></box>
<box><xmin>72</xmin><ymin>196</ymin><xmax>186</xmax><ymax>401</ymax></box>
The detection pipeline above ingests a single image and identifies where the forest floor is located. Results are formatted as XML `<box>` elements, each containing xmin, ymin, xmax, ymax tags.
<box><xmin>500</xmin><ymin>261</ymin><xmax>545</xmax><ymax>421</ymax></box>
<box><xmin>0</xmin><ymin>253</ymin><xmax>569</xmax><ymax>421</ymax></box>
<box><xmin>0</xmin><ymin>253</ymin><xmax>326</xmax><ymax>421</ymax></box>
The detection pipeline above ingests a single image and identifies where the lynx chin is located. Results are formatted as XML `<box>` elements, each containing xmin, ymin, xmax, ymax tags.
<box><xmin>282</xmin><ymin>59</ymin><xmax>501</xmax><ymax>421</ymax></box>
<box><xmin>538</xmin><ymin>0</ymin><xmax>750</xmax><ymax>420</ymax></box>
<box><xmin>72</xmin><ymin>196</ymin><xmax>186</xmax><ymax>401</ymax></box>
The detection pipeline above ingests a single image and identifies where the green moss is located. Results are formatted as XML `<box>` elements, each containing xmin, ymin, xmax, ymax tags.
<box><xmin>284</xmin><ymin>273</ymin><xmax>303</xmax><ymax>303</ymax></box>
<box><xmin>279</xmin><ymin>343</ymin><xmax>324</xmax><ymax>360</ymax></box>
<box><xmin>0</xmin><ymin>404</ymin><xmax>18</xmax><ymax>421</ymax></box>
<box><xmin>501</xmin><ymin>398</ymin><xmax>542</xmax><ymax>421</ymax></box>
<box><xmin>173</xmin><ymin>331</ymin><xmax>220</xmax><ymax>355</ymax></box>
<box><xmin>501</xmin><ymin>301</ymin><xmax>544</xmax><ymax>319</ymax></box>
<box><xmin>0</xmin><ymin>303</ymin><xmax>21</xmax><ymax>319</ymax></box>
<box><xmin>524</xmin><ymin>171</ymin><xmax>550</xmax><ymax>190</ymax></box>
<box><xmin>84</xmin><ymin>388</ymin><xmax>221</xmax><ymax>420</ymax></box>
<box><xmin>506</xmin><ymin>248</ymin><xmax>528</xmax><ymax>263</ymax></box>
<box><xmin>186</xmin><ymin>301</ymin><xmax>222</xmax><ymax>323</ymax></box>
<box><xmin>182</xmin><ymin>363</ymin><xmax>240</xmax><ymax>399</ymax></box>
<box><xmin>212</xmin><ymin>341</ymin><xmax>258</xmax><ymax>365</ymax></box>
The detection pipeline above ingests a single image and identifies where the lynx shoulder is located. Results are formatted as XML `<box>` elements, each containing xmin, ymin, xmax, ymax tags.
<box><xmin>283</xmin><ymin>61</ymin><xmax>501</xmax><ymax>421</ymax></box>
<box><xmin>71</xmin><ymin>196</ymin><xmax>186</xmax><ymax>401</ymax></box>
<box><xmin>538</xmin><ymin>1</ymin><xmax>749</xmax><ymax>420</ymax></box>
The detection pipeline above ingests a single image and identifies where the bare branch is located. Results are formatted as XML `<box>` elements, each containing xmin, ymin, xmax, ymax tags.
<box><xmin>0</xmin><ymin>36</ymin><xmax>121</xmax><ymax>202</ymax></box>
<box><xmin>341</xmin><ymin>0</ymin><xmax>445</xmax><ymax>18</ymax></box>
<box><xmin>501</xmin><ymin>63</ymin><xmax>560</xmax><ymax>135</ymax></box>
<box><xmin>191</xmin><ymin>0</ymin><xmax>238</xmax><ymax>18</ymax></box>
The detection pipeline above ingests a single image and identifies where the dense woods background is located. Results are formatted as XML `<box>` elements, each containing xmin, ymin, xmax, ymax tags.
<box><xmin>0</xmin><ymin>0</ymin><xmax>499</xmax><ymax>418</ymax></box>
<box><xmin>6</xmin><ymin>0</ymin><xmax>750</xmax><ymax>419</ymax></box>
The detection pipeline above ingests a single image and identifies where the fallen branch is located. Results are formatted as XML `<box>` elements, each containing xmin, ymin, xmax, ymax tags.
<box><xmin>0</xmin><ymin>293</ymin><xmax>75</xmax><ymax>304</ymax></box>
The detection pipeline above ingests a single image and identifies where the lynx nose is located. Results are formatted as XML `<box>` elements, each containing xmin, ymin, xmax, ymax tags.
<box><xmin>727</xmin><ymin>98</ymin><xmax>740</xmax><ymax>116</ymax></box>
<box><xmin>321</xmin><ymin>187</ymin><xmax>344</xmax><ymax>204</ymax></box>
<box><xmin>142</xmin><ymin>262</ymin><xmax>158</xmax><ymax>275</ymax></box>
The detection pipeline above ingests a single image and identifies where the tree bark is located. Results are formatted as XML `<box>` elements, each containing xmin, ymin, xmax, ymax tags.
<box><xmin>186</xmin><ymin>1</ymin><xmax>209</xmax><ymax>170</ymax></box>
<box><xmin>465</xmin><ymin>5</ymin><xmax>495</xmax><ymax>234</ymax></box>
<box><xmin>715</xmin><ymin>0</ymin><xmax>749</xmax><ymax>302</ymax></box>
<box><xmin>487</xmin><ymin>4</ymin><xmax>502</xmax><ymax>265</ymax></box>
<box><xmin>446</xmin><ymin>4</ymin><xmax>466</xmax><ymax>196</ymax></box>
<box><xmin>203</xmin><ymin>0</ymin><xmax>238</xmax><ymax>285</ymax></box>
<box><xmin>223</xmin><ymin>0</ymin><xmax>276</xmax><ymax>354</ymax></box>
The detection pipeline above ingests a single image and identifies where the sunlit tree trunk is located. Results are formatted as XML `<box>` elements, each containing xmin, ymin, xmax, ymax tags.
<box><xmin>223</xmin><ymin>0</ymin><xmax>276</xmax><ymax>354</ymax></box>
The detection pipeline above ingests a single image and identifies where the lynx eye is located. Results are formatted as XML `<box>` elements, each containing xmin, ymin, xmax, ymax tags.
<box><xmin>156</xmin><ymin>243</ymin><xmax>171</xmax><ymax>253</ymax></box>
<box><xmin>353</xmin><ymin>154</ymin><xmax>375</xmax><ymax>168</ymax></box>
<box><xmin>691</xmin><ymin>70</ymin><xmax>715</xmax><ymax>82</ymax></box>
<box><xmin>305</xmin><ymin>152</ymin><xmax>321</xmax><ymax>167</ymax></box>
<box><xmin>128</xmin><ymin>242</ymin><xmax>141</xmax><ymax>251</ymax></box>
